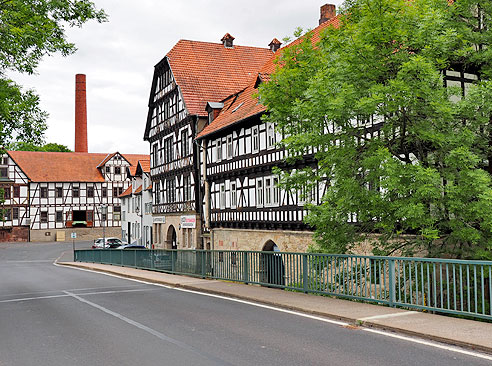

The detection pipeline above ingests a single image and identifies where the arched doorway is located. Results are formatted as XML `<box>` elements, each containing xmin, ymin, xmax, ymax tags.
<box><xmin>166</xmin><ymin>225</ymin><xmax>177</xmax><ymax>249</ymax></box>
<box><xmin>260</xmin><ymin>240</ymin><xmax>285</xmax><ymax>286</ymax></box>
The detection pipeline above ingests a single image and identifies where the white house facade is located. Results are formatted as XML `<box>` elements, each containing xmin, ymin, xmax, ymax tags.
<box><xmin>1</xmin><ymin>151</ymin><xmax>148</xmax><ymax>242</ymax></box>
<box><xmin>119</xmin><ymin>160</ymin><xmax>153</xmax><ymax>247</ymax></box>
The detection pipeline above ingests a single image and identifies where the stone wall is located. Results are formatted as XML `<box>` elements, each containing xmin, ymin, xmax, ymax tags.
<box><xmin>153</xmin><ymin>213</ymin><xmax>202</xmax><ymax>249</ymax></box>
<box><xmin>29</xmin><ymin>227</ymin><xmax>121</xmax><ymax>242</ymax></box>
<box><xmin>0</xmin><ymin>226</ymin><xmax>29</xmax><ymax>242</ymax></box>
<box><xmin>211</xmin><ymin>228</ymin><xmax>315</xmax><ymax>252</ymax></box>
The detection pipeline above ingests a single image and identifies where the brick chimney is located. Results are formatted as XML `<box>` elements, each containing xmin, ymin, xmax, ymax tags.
<box><xmin>269</xmin><ymin>38</ymin><xmax>282</xmax><ymax>53</ymax></box>
<box><xmin>75</xmin><ymin>74</ymin><xmax>88</xmax><ymax>153</ymax></box>
<box><xmin>221</xmin><ymin>33</ymin><xmax>235</xmax><ymax>48</ymax></box>
<box><xmin>319</xmin><ymin>4</ymin><xmax>336</xmax><ymax>25</ymax></box>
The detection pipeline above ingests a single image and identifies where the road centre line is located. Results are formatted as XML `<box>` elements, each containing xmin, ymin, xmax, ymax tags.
<box><xmin>0</xmin><ymin>288</ymin><xmax>155</xmax><ymax>304</ymax></box>
<box><xmin>4</xmin><ymin>260</ymin><xmax>54</xmax><ymax>263</ymax></box>
<box><xmin>63</xmin><ymin>290</ymin><xmax>233</xmax><ymax>366</ymax></box>
<box><xmin>0</xmin><ymin>283</ymin><xmax>145</xmax><ymax>300</ymax></box>
<box><xmin>358</xmin><ymin>311</ymin><xmax>419</xmax><ymax>321</ymax></box>
<box><xmin>55</xmin><ymin>263</ymin><xmax>492</xmax><ymax>362</ymax></box>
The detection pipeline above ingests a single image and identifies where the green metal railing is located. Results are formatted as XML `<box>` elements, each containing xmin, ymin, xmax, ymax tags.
<box><xmin>75</xmin><ymin>249</ymin><xmax>492</xmax><ymax>321</ymax></box>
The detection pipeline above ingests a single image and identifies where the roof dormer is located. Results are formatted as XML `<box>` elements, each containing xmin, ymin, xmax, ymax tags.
<box><xmin>269</xmin><ymin>38</ymin><xmax>282</xmax><ymax>53</ymax></box>
<box><xmin>206</xmin><ymin>102</ymin><xmax>224</xmax><ymax>123</ymax></box>
<box><xmin>221</xmin><ymin>33</ymin><xmax>235</xmax><ymax>48</ymax></box>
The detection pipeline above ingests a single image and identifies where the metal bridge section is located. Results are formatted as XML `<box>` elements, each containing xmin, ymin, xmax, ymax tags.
<box><xmin>75</xmin><ymin>249</ymin><xmax>492</xmax><ymax>321</ymax></box>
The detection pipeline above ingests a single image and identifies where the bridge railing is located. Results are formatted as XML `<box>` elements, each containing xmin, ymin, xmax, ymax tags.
<box><xmin>74</xmin><ymin>249</ymin><xmax>492</xmax><ymax>321</ymax></box>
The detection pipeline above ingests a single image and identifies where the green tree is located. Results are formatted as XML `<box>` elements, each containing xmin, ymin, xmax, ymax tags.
<box><xmin>0</xmin><ymin>0</ymin><xmax>106</xmax><ymax>146</ymax></box>
<box><xmin>8</xmin><ymin>141</ymin><xmax>71</xmax><ymax>152</ymax></box>
<box><xmin>259</xmin><ymin>0</ymin><xmax>492</xmax><ymax>259</ymax></box>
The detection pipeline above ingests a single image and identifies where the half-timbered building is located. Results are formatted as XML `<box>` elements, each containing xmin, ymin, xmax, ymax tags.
<box><xmin>144</xmin><ymin>36</ymin><xmax>272</xmax><ymax>249</ymax></box>
<box><xmin>195</xmin><ymin>4</ymin><xmax>482</xmax><ymax>253</ymax></box>
<box><xmin>3</xmin><ymin>151</ymin><xmax>148</xmax><ymax>242</ymax></box>
<box><xmin>119</xmin><ymin>160</ymin><xmax>153</xmax><ymax>247</ymax></box>
<box><xmin>143</xmin><ymin>3</ymin><xmax>482</xmax><ymax>253</ymax></box>
<box><xmin>194</xmin><ymin>5</ymin><xmax>340</xmax><ymax>253</ymax></box>
<box><xmin>0</xmin><ymin>153</ymin><xmax>30</xmax><ymax>241</ymax></box>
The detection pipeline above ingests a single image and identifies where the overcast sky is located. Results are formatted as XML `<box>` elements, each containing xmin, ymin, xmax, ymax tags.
<box><xmin>11</xmin><ymin>0</ymin><xmax>343</xmax><ymax>154</ymax></box>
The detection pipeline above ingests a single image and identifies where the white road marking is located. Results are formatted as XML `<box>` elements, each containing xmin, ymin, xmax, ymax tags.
<box><xmin>55</xmin><ymin>263</ymin><xmax>492</xmax><ymax>361</ymax></box>
<box><xmin>358</xmin><ymin>311</ymin><xmax>419</xmax><ymax>321</ymax></box>
<box><xmin>173</xmin><ymin>286</ymin><xmax>350</xmax><ymax>326</ymax></box>
<box><xmin>0</xmin><ymin>288</ymin><xmax>155</xmax><ymax>304</ymax></box>
<box><xmin>5</xmin><ymin>260</ymin><xmax>53</xmax><ymax>263</ymax></box>
<box><xmin>363</xmin><ymin>328</ymin><xmax>492</xmax><ymax>362</ymax></box>
<box><xmin>63</xmin><ymin>291</ymin><xmax>233</xmax><ymax>365</ymax></box>
<box><xmin>0</xmin><ymin>284</ymin><xmax>144</xmax><ymax>299</ymax></box>
<box><xmin>0</xmin><ymin>294</ymin><xmax>70</xmax><ymax>303</ymax></box>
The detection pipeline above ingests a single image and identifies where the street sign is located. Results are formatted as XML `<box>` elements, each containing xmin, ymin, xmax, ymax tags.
<box><xmin>71</xmin><ymin>232</ymin><xmax>77</xmax><ymax>239</ymax></box>
<box><xmin>180</xmin><ymin>215</ymin><xmax>196</xmax><ymax>228</ymax></box>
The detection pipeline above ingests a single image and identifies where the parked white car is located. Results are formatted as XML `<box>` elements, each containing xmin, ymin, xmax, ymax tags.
<box><xmin>92</xmin><ymin>237</ymin><xmax>126</xmax><ymax>249</ymax></box>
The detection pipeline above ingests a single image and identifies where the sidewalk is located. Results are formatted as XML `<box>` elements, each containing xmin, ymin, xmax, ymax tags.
<box><xmin>57</xmin><ymin>260</ymin><xmax>492</xmax><ymax>355</ymax></box>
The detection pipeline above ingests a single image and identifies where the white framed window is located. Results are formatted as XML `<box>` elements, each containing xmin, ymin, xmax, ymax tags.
<box><xmin>216</xmin><ymin>139</ymin><xmax>222</xmax><ymax>162</ymax></box>
<box><xmin>181</xmin><ymin>129</ymin><xmax>189</xmax><ymax>157</ymax></box>
<box><xmin>219</xmin><ymin>184</ymin><xmax>226</xmax><ymax>209</ymax></box>
<box><xmin>230</xmin><ymin>182</ymin><xmax>237</xmax><ymax>209</ymax></box>
<box><xmin>298</xmin><ymin>184</ymin><xmax>315</xmax><ymax>206</ymax></box>
<box><xmin>256</xmin><ymin>178</ymin><xmax>264</xmax><ymax>208</ymax></box>
<box><xmin>273</xmin><ymin>176</ymin><xmax>280</xmax><ymax>206</ymax></box>
<box><xmin>265</xmin><ymin>177</ymin><xmax>272</xmax><ymax>206</ymax></box>
<box><xmin>252</xmin><ymin>126</ymin><xmax>259</xmax><ymax>153</ymax></box>
<box><xmin>267</xmin><ymin>123</ymin><xmax>275</xmax><ymax>149</ymax></box>
<box><xmin>227</xmin><ymin>135</ymin><xmax>233</xmax><ymax>159</ymax></box>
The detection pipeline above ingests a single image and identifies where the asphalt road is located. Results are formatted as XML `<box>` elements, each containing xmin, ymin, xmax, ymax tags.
<box><xmin>0</xmin><ymin>241</ymin><xmax>489</xmax><ymax>366</ymax></box>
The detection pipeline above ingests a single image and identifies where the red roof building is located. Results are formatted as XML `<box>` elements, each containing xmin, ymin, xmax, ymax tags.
<box><xmin>143</xmin><ymin>32</ymin><xmax>274</xmax><ymax>251</ymax></box>
<box><xmin>2</xmin><ymin>150</ymin><xmax>149</xmax><ymax>242</ymax></box>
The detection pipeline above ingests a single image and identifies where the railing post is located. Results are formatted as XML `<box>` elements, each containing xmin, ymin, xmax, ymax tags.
<box><xmin>171</xmin><ymin>251</ymin><xmax>176</xmax><ymax>273</ymax></box>
<box><xmin>243</xmin><ymin>252</ymin><xmax>249</xmax><ymax>284</ymax></box>
<box><xmin>201</xmin><ymin>250</ymin><xmax>206</xmax><ymax>278</ymax></box>
<box><xmin>303</xmin><ymin>254</ymin><xmax>308</xmax><ymax>293</ymax></box>
<box><xmin>389</xmin><ymin>259</ymin><xmax>396</xmax><ymax>307</ymax></box>
<box><xmin>134</xmin><ymin>249</ymin><xmax>137</xmax><ymax>268</ymax></box>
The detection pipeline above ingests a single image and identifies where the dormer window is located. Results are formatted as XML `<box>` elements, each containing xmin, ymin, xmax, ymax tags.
<box><xmin>206</xmin><ymin>102</ymin><xmax>224</xmax><ymax>123</ymax></box>
<box><xmin>221</xmin><ymin>33</ymin><xmax>235</xmax><ymax>48</ymax></box>
<box><xmin>268</xmin><ymin>38</ymin><xmax>282</xmax><ymax>53</ymax></box>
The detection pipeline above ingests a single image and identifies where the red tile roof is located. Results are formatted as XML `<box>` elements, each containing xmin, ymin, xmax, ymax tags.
<box><xmin>119</xmin><ymin>185</ymin><xmax>133</xmax><ymax>198</ymax></box>
<box><xmin>97</xmin><ymin>152</ymin><xmax>117</xmax><ymax>168</ymax></box>
<box><xmin>196</xmin><ymin>15</ymin><xmax>341</xmax><ymax>139</ymax></box>
<box><xmin>127</xmin><ymin>166</ymin><xmax>137</xmax><ymax>177</ymax></box>
<box><xmin>167</xmin><ymin>40</ymin><xmax>273</xmax><ymax>117</ymax></box>
<box><xmin>138</xmin><ymin>160</ymin><xmax>150</xmax><ymax>174</ymax></box>
<box><xmin>8</xmin><ymin>151</ymin><xmax>149</xmax><ymax>182</ymax></box>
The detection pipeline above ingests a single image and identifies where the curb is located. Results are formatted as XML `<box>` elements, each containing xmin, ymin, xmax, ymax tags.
<box><xmin>57</xmin><ymin>261</ymin><xmax>492</xmax><ymax>356</ymax></box>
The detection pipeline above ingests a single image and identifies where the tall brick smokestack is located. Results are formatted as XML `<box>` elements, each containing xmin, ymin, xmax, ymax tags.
<box><xmin>75</xmin><ymin>74</ymin><xmax>88</xmax><ymax>153</ymax></box>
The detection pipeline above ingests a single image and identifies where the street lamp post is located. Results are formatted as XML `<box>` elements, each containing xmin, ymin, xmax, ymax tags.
<box><xmin>101</xmin><ymin>204</ymin><xmax>107</xmax><ymax>248</ymax></box>
<box><xmin>136</xmin><ymin>199</ymin><xmax>144</xmax><ymax>247</ymax></box>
